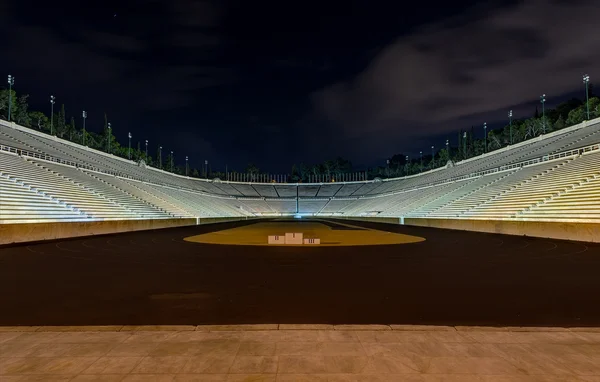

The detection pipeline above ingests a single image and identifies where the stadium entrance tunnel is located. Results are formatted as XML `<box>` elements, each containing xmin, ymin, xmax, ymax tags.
<box><xmin>183</xmin><ymin>219</ymin><xmax>426</xmax><ymax>246</ymax></box>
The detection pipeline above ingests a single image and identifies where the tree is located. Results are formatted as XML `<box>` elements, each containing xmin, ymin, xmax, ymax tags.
<box><xmin>524</xmin><ymin>118</ymin><xmax>542</xmax><ymax>139</ymax></box>
<box><xmin>554</xmin><ymin>114</ymin><xmax>566</xmax><ymax>130</ymax></box>
<box><xmin>28</xmin><ymin>111</ymin><xmax>48</xmax><ymax>131</ymax></box>
<box><xmin>488</xmin><ymin>131</ymin><xmax>502</xmax><ymax>151</ymax></box>
<box><xmin>566</xmin><ymin>107</ymin><xmax>585</xmax><ymax>126</ymax></box>
<box><xmin>0</xmin><ymin>89</ymin><xmax>17</xmax><ymax>120</ymax></box>
<box><xmin>56</xmin><ymin>104</ymin><xmax>66</xmax><ymax>137</ymax></box>
<box><xmin>14</xmin><ymin>94</ymin><xmax>31</xmax><ymax>127</ymax></box>
<box><xmin>590</xmin><ymin>97</ymin><xmax>600</xmax><ymax>118</ymax></box>
<box><xmin>245</xmin><ymin>163</ymin><xmax>259</xmax><ymax>181</ymax></box>
<box><xmin>68</xmin><ymin>117</ymin><xmax>76</xmax><ymax>141</ymax></box>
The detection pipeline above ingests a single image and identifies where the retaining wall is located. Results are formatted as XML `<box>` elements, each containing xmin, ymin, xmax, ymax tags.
<box><xmin>338</xmin><ymin>216</ymin><xmax>599</xmax><ymax>243</ymax></box>
<box><xmin>0</xmin><ymin>217</ymin><xmax>250</xmax><ymax>245</ymax></box>
<box><xmin>403</xmin><ymin>218</ymin><xmax>600</xmax><ymax>243</ymax></box>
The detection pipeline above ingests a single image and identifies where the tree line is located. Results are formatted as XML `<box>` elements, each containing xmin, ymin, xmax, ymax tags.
<box><xmin>1</xmin><ymin>82</ymin><xmax>598</xmax><ymax>183</ymax></box>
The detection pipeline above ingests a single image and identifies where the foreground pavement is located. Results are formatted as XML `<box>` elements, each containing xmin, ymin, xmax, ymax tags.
<box><xmin>1</xmin><ymin>325</ymin><xmax>600</xmax><ymax>381</ymax></box>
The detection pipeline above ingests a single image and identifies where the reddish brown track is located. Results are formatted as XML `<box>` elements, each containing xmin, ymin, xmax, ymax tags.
<box><xmin>1</xmin><ymin>219</ymin><xmax>599</xmax><ymax>327</ymax></box>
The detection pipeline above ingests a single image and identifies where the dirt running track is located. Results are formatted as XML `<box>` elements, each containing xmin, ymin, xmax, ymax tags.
<box><xmin>1</xmin><ymin>219</ymin><xmax>599</xmax><ymax>327</ymax></box>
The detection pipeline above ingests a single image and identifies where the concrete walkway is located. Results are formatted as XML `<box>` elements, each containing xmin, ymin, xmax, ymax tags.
<box><xmin>1</xmin><ymin>325</ymin><xmax>600</xmax><ymax>381</ymax></box>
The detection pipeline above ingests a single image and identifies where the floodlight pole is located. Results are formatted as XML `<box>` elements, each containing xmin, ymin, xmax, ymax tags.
<box><xmin>205</xmin><ymin>160</ymin><xmax>208</xmax><ymax>179</ymax></box>
<box><xmin>128</xmin><ymin>132</ymin><xmax>132</xmax><ymax>159</ymax></box>
<box><xmin>483</xmin><ymin>122</ymin><xmax>487</xmax><ymax>153</ymax></box>
<box><xmin>540</xmin><ymin>94</ymin><xmax>546</xmax><ymax>133</ymax></box>
<box><xmin>420</xmin><ymin>151</ymin><xmax>423</xmax><ymax>171</ymax></box>
<box><xmin>159</xmin><ymin>146</ymin><xmax>162</xmax><ymax>169</ymax></box>
<box><xmin>107</xmin><ymin>123</ymin><xmax>111</xmax><ymax>153</ymax></box>
<box><xmin>7</xmin><ymin>75</ymin><xmax>14</xmax><ymax>122</ymax></box>
<box><xmin>463</xmin><ymin>131</ymin><xmax>467</xmax><ymax>158</ymax></box>
<box><xmin>170</xmin><ymin>151</ymin><xmax>173</xmax><ymax>172</ymax></box>
<box><xmin>82</xmin><ymin>111</ymin><xmax>87</xmax><ymax>145</ymax></box>
<box><xmin>50</xmin><ymin>95</ymin><xmax>55</xmax><ymax>135</ymax></box>
<box><xmin>583</xmin><ymin>74</ymin><xmax>590</xmax><ymax>120</ymax></box>
<box><xmin>431</xmin><ymin>145</ymin><xmax>434</xmax><ymax>165</ymax></box>
<box><xmin>185</xmin><ymin>156</ymin><xmax>189</xmax><ymax>176</ymax></box>
<box><xmin>145</xmin><ymin>140</ymin><xmax>148</xmax><ymax>158</ymax></box>
<box><xmin>508</xmin><ymin>110</ymin><xmax>513</xmax><ymax>145</ymax></box>
<box><xmin>386</xmin><ymin>159</ymin><xmax>390</xmax><ymax>178</ymax></box>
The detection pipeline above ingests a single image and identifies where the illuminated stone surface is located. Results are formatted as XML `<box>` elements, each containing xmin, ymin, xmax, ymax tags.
<box><xmin>1</xmin><ymin>325</ymin><xmax>599</xmax><ymax>380</ymax></box>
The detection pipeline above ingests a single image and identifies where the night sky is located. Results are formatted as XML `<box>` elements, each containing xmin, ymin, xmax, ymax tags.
<box><xmin>1</xmin><ymin>0</ymin><xmax>598</xmax><ymax>172</ymax></box>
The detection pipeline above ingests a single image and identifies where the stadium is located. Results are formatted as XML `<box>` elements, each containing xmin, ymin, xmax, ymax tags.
<box><xmin>1</xmin><ymin>113</ymin><xmax>600</xmax><ymax>378</ymax></box>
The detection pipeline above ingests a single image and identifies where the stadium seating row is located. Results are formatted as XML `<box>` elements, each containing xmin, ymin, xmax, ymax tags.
<box><xmin>1</xmin><ymin>117</ymin><xmax>599</xmax><ymax>224</ymax></box>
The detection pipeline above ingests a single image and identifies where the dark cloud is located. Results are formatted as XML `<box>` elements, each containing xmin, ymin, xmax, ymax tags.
<box><xmin>170</xmin><ymin>0</ymin><xmax>223</xmax><ymax>27</ymax></box>
<box><xmin>83</xmin><ymin>31</ymin><xmax>147</xmax><ymax>53</ymax></box>
<box><xmin>1</xmin><ymin>0</ymin><xmax>597</xmax><ymax>171</ymax></box>
<box><xmin>312</xmin><ymin>0</ymin><xmax>600</xmax><ymax>144</ymax></box>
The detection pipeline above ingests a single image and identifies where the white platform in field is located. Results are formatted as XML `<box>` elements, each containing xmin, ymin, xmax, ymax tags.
<box><xmin>268</xmin><ymin>235</ymin><xmax>285</xmax><ymax>245</ymax></box>
<box><xmin>285</xmin><ymin>232</ymin><xmax>303</xmax><ymax>245</ymax></box>
<box><xmin>303</xmin><ymin>238</ymin><xmax>320</xmax><ymax>245</ymax></box>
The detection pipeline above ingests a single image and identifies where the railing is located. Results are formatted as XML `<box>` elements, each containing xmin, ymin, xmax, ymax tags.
<box><xmin>359</xmin><ymin>143</ymin><xmax>600</xmax><ymax>200</ymax></box>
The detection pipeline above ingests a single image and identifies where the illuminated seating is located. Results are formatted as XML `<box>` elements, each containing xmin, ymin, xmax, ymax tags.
<box><xmin>0</xmin><ymin>173</ymin><xmax>88</xmax><ymax>223</ymax></box>
<box><xmin>0</xmin><ymin>152</ymin><xmax>138</xmax><ymax>220</ymax></box>
<box><xmin>464</xmin><ymin>153</ymin><xmax>599</xmax><ymax>219</ymax></box>
<box><xmin>0</xmin><ymin>117</ymin><xmax>599</xmax><ymax>223</ymax></box>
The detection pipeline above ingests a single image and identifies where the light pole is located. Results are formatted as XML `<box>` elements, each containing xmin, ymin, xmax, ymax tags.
<box><xmin>431</xmin><ymin>145</ymin><xmax>434</xmax><ymax>165</ymax></box>
<box><xmin>463</xmin><ymin>131</ymin><xmax>467</xmax><ymax>158</ymax></box>
<box><xmin>50</xmin><ymin>95</ymin><xmax>55</xmax><ymax>135</ymax></box>
<box><xmin>420</xmin><ymin>151</ymin><xmax>423</xmax><ymax>171</ymax></box>
<box><xmin>508</xmin><ymin>110</ymin><xmax>513</xmax><ymax>145</ymax></box>
<box><xmin>7</xmin><ymin>75</ymin><xmax>14</xmax><ymax>122</ymax></box>
<box><xmin>159</xmin><ymin>146</ymin><xmax>162</xmax><ymax>169</ymax></box>
<box><xmin>386</xmin><ymin>159</ymin><xmax>390</xmax><ymax>178</ymax></box>
<box><xmin>483</xmin><ymin>122</ymin><xmax>487</xmax><ymax>153</ymax></box>
<box><xmin>107</xmin><ymin>123</ymin><xmax>111</xmax><ymax>153</ymax></box>
<box><xmin>145</xmin><ymin>140</ymin><xmax>148</xmax><ymax>158</ymax></box>
<box><xmin>540</xmin><ymin>94</ymin><xmax>546</xmax><ymax>133</ymax></box>
<box><xmin>185</xmin><ymin>156</ymin><xmax>189</xmax><ymax>176</ymax></box>
<box><xmin>170</xmin><ymin>151</ymin><xmax>174</xmax><ymax>172</ymax></box>
<box><xmin>204</xmin><ymin>160</ymin><xmax>208</xmax><ymax>179</ymax></box>
<box><xmin>128</xmin><ymin>132</ymin><xmax>132</xmax><ymax>159</ymax></box>
<box><xmin>82</xmin><ymin>111</ymin><xmax>87</xmax><ymax>145</ymax></box>
<box><xmin>583</xmin><ymin>74</ymin><xmax>590</xmax><ymax>120</ymax></box>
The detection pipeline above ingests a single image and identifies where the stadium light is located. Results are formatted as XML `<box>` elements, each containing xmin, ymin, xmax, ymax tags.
<box><xmin>145</xmin><ymin>139</ymin><xmax>148</xmax><ymax>158</ymax></box>
<box><xmin>508</xmin><ymin>110</ymin><xmax>513</xmax><ymax>145</ymax></box>
<box><xmin>420</xmin><ymin>151</ymin><xmax>423</xmax><ymax>171</ymax></box>
<box><xmin>128</xmin><ymin>132</ymin><xmax>132</xmax><ymax>159</ymax></box>
<box><xmin>463</xmin><ymin>131</ymin><xmax>467</xmax><ymax>158</ymax></box>
<box><xmin>431</xmin><ymin>145</ymin><xmax>434</xmax><ymax>164</ymax></box>
<box><xmin>170</xmin><ymin>151</ymin><xmax>174</xmax><ymax>172</ymax></box>
<box><xmin>159</xmin><ymin>146</ymin><xmax>162</xmax><ymax>169</ymax></box>
<box><xmin>483</xmin><ymin>122</ymin><xmax>487</xmax><ymax>153</ymax></box>
<box><xmin>82</xmin><ymin>111</ymin><xmax>87</xmax><ymax>146</ymax></box>
<box><xmin>50</xmin><ymin>95</ymin><xmax>55</xmax><ymax>135</ymax></box>
<box><xmin>205</xmin><ymin>160</ymin><xmax>209</xmax><ymax>179</ymax></box>
<box><xmin>583</xmin><ymin>74</ymin><xmax>590</xmax><ymax>120</ymax></box>
<box><xmin>540</xmin><ymin>94</ymin><xmax>546</xmax><ymax>134</ymax></box>
<box><xmin>107</xmin><ymin>123</ymin><xmax>111</xmax><ymax>153</ymax></box>
<box><xmin>7</xmin><ymin>75</ymin><xmax>14</xmax><ymax>122</ymax></box>
<box><xmin>186</xmin><ymin>156</ymin><xmax>189</xmax><ymax>176</ymax></box>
